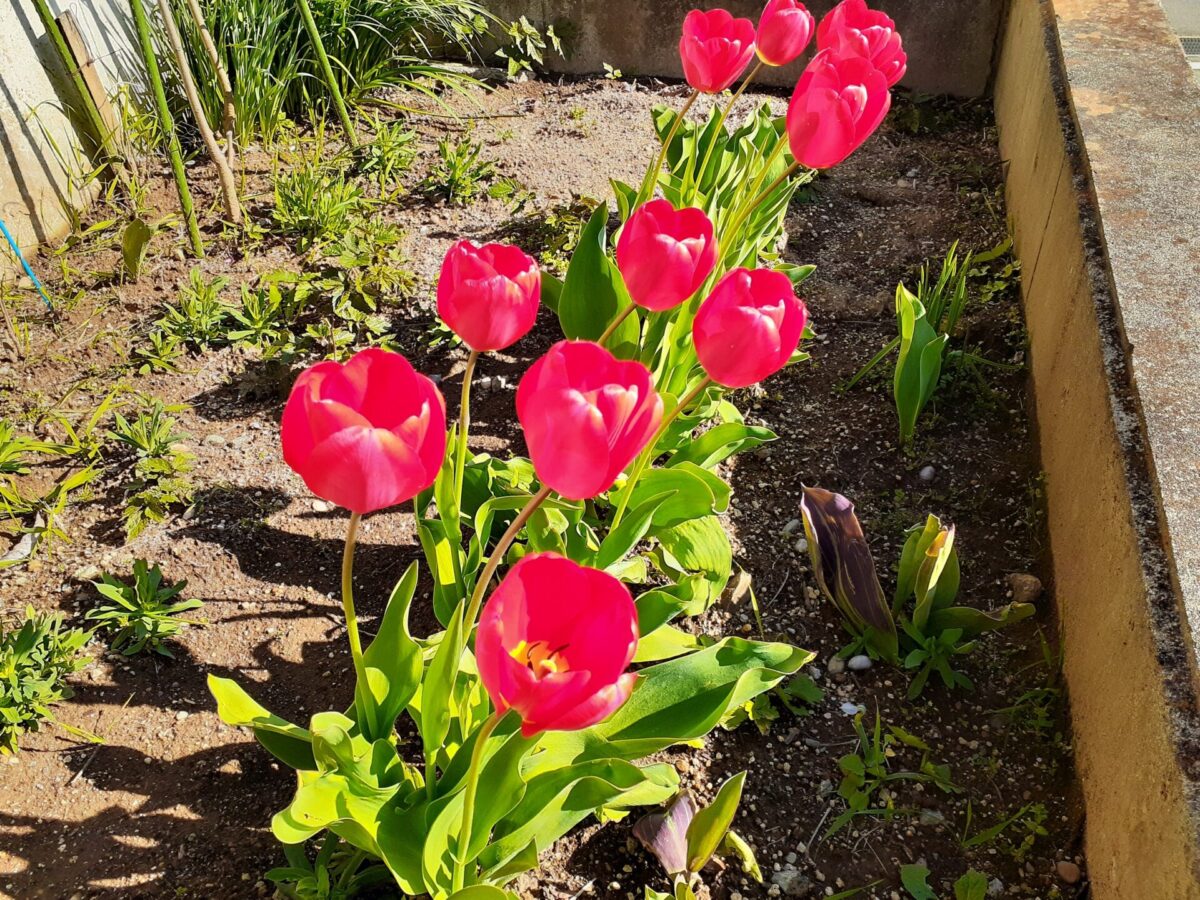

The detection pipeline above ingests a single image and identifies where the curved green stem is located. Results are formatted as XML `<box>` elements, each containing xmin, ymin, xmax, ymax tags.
<box><xmin>637</xmin><ymin>90</ymin><xmax>699</xmax><ymax>207</ymax></box>
<box><xmin>453</xmin><ymin>350</ymin><xmax>480</xmax><ymax>508</ymax></box>
<box><xmin>611</xmin><ymin>376</ymin><xmax>713</xmax><ymax>529</ymax></box>
<box><xmin>691</xmin><ymin>61</ymin><xmax>764</xmax><ymax>202</ymax></box>
<box><xmin>598</xmin><ymin>304</ymin><xmax>637</xmax><ymax>347</ymax></box>
<box><xmin>341</xmin><ymin>512</ymin><xmax>368</xmax><ymax>696</ymax></box>
<box><xmin>452</xmin><ymin>711</ymin><xmax>503</xmax><ymax>892</ymax></box>
<box><xmin>463</xmin><ymin>485</ymin><xmax>553</xmax><ymax>635</ymax></box>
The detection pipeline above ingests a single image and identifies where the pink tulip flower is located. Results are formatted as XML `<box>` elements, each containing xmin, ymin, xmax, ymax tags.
<box><xmin>476</xmin><ymin>552</ymin><xmax>639</xmax><ymax>737</ymax></box>
<box><xmin>756</xmin><ymin>0</ymin><xmax>815</xmax><ymax>67</ymax></box>
<box><xmin>516</xmin><ymin>341</ymin><xmax>663</xmax><ymax>500</ymax></box>
<box><xmin>616</xmin><ymin>200</ymin><xmax>717</xmax><ymax>312</ymax></box>
<box><xmin>785</xmin><ymin>49</ymin><xmax>891</xmax><ymax>170</ymax></box>
<box><xmin>693</xmin><ymin>268</ymin><xmax>808</xmax><ymax>388</ymax></box>
<box><xmin>816</xmin><ymin>0</ymin><xmax>907</xmax><ymax>86</ymax></box>
<box><xmin>679</xmin><ymin>9</ymin><xmax>757</xmax><ymax>94</ymax></box>
<box><xmin>281</xmin><ymin>348</ymin><xmax>446</xmax><ymax>515</ymax></box>
<box><xmin>437</xmin><ymin>240</ymin><xmax>541</xmax><ymax>352</ymax></box>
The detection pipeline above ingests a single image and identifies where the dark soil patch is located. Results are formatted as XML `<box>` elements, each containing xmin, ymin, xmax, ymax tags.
<box><xmin>0</xmin><ymin>80</ymin><xmax>1079</xmax><ymax>899</ymax></box>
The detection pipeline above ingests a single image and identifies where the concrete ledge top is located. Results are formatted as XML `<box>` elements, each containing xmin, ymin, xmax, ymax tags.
<box><xmin>1053</xmin><ymin>0</ymin><xmax>1200</xmax><ymax>682</ymax></box>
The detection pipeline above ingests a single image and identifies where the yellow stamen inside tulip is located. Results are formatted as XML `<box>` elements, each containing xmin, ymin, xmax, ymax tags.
<box><xmin>510</xmin><ymin>640</ymin><xmax>568</xmax><ymax>678</ymax></box>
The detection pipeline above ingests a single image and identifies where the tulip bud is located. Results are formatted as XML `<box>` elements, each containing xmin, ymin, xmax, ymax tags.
<box><xmin>692</xmin><ymin>268</ymin><xmax>807</xmax><ymax>388</ymax></box>
<box><xmin>516</xmin><ymin>341</ymin><xmax>663</xmax><ymax>500</ymax></box>
<box><xmin>679</xmin><ymin>8</ymin><xmax>758</xmax><ymax>94</ymax></box>
<box><xmin>816</xmin><ymin>0</ymin><xmax>907</xmax><ymax>86</ymax></box>
<box><xmin>785</xmin><ymin>48</ymin><xmax>891</xmax><ymax>170</ymax></box>
<box><xmin>756</xmin><ymin>0</ymin><xmax>815</xmax><ymax>67</ymax></box>
<box><xmin>616</xmin><ymin>200</ymin><xmax>717</xmax><ymax>312</ymax></box>
<box><xmin>281</xmin><ymin>348</ymin><xmax>446</xmax><ymax>515</ymax></box>
<box><xmin>476</xmin><ymin>553</ymin><xmax>639</xmax><ymax>736</ymax></box>
<box><xmin>437</xmin><ymin>239</ymin><xmax>541</xmax><ymax>352</ymax></box>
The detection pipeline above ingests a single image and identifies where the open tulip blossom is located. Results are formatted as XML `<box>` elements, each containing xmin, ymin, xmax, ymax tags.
<box><xmin>437</xmin><ymin>239</ymin><xmax>541</xmax><ymax>353</ymax></box>
<box><xmin>475</xmin><ymin>552</ymin><xmax>639</xmax><ymax>737</ymax></box>
<box><xmin>693</xmin><ymin>267</ymin><xmax>808</xmax><ymax>388</ymax></box>
<box><xmin>817</xmin><ymin>0</ymin><xmax>907</xmax><ymax>87</ymax></box>
<box><xmin>616</xmin><ymin>200</ymin><xmax>717</xmax><ymax>312</ymax></box>
<box><xmin>785</xmin><ymin>48</ymin><xmax>892</xmax><ymax>170</ymax></box>
<box><xmin>678</xmin><ymin>8</ymin><xmax>757</xmax><ymax>94</ymax></box>
<box><xmin>756</xmin><ymin>0</ymin><xmax>816</xmax><ymax>67</ymax></box>
<box><xmin>517</xmin><ymin>340</ymin><xmax>663</xmax><ymax>500</ymax></box>
<box><xmin>280</xmin><ymin>347</ymin><xmax>446</xmax><ymax>515</ymax></box>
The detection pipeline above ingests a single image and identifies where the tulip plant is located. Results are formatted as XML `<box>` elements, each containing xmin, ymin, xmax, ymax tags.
<box><xmin>209</xmin><ymin>2</ymin><xmax>909</xmax><ymax>896</ymax></box>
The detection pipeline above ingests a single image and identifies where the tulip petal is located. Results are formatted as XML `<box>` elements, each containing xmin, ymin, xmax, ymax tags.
<box><xmin>527</xmin><ymin>672</ymin><xmax>639</xmax><ymax>735</ymax></box>
<box><xmin>302</xmin><ymin>427</ymin><xmax>426</xmax><ymax>514</ymax></box>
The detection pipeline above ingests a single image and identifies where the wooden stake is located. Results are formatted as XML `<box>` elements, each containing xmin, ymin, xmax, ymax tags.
<box><xmin>128</xmin><ymin>0</ymin><xmax>204</xmax><ymax>257</ymax></box>
<box><xmin>155</xmin><ymin>0</ymin><xmax>242</xmax><ymax>224</ymax></box>
<box><xmin>296</xmin><ymin>0</ymin><xmax>359</xmax><ymax>148</ymax></box>
<box><xmin>181</xmin><ymin>0</ymin><xmax>237</xmax><ymax>167</ymax></box>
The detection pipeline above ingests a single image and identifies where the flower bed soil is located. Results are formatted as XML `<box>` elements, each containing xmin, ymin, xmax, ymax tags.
<box><xmin>0</xmin><ymin>77</ymin><xmax>1081</xmax><ymax>899</ymax></box>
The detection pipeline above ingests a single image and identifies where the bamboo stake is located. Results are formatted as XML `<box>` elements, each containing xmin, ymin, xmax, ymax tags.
<box><xmin>181</xmin><ymin>0</ymin><xmax>237</xmax><ymax>167</ymax></box>
<box><xmin>128</xmin><ymin>0</ymin><xmax>204</xmax><ymax>257</ymax></box>
<box><xmin>28</xmin><ymin>0</ymin><xmax>128</xmax><ymax>187</ymax></box>
<box><xmin>296</xmin><ymin>0</ymin><xmax>359</xmax><ymax>148</ymax></box>
<box><xmin>155</xmin><ymin>0</ymin><xmax>242</xmax><ymax>224</ymax></box>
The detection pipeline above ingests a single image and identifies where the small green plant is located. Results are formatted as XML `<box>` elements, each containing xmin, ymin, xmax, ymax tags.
<box><xmin>266</xmin><ymin>834</ymin><xmax>392</xmax><ymax>899</ymax></box>
<box><xmin>603</xmin><ymin>62</ymin><xmax>622</xmax><ymax>79</ymax></box>
<box><xmin>273</xmin><ymin>157</ymin><xmax>370</xmax><ymax>250</ymax></box>
<box><xmin>0</xmin><ymin>421</ymin><xmax>63</xmax><ymax>475</ymax></box>
<box><xmin>158</xmin><ymin>268</ymin><xmax>232</xmax><ymax>348</ymax></box>
<box><xmin>900</xmin><ymin>864</ymin><xmax>991</xmax><ymax>900</ymax></box>
<box><xmin>133</xmin><ymin>329</ymin><xmax>186</xmax><ymax>374</ymax></box>
<box><xmin>87</xmin><ymin>560</ymin><xmax>204</xmax><ymax>656</ymax></box>
<box><xmin>109</xmin><ymin>402</ymin><xmax>196</xmax><ymax>540</ymax></box>
<box><xmin>354</xmin><ymin>117</ymin><xmax>418</xmax><ymax>196</ymax></box>
<box><xmin>0</xmin><ymin>607</ymin><xmax>95</xmax><ymax>753</ymax></box>
<box><xmin>721</xmin><ymin>672</ymin><xmax>823</xmax><ymax>734</ymax></box>
<box><xmin>992</xmin><ymin>632</ymin><xmax>1062</xmax><ymax>735</ymax></box>
<box><xmin>961</xmin><ymin>801</ymin><xmax>1049</xmax><ymax>863</ymax></box>
<box><xmin>422</xmin><ymin>137</ymin><xmax>496</xmax><ymax>205</ymax></box>
<box><xmin>829</xmin><ymin>712</ymin><xmax>958</xmax><ymax>837</ymax></box>
<box><xmin>494</xmin><ymin>16</ymin><xmax>563</xmax><ymax>78</ymax></box>
<box><xmin>635</xmin><ymin>773</ymin><xmax>761</xmax><ymax>899</ymax></box>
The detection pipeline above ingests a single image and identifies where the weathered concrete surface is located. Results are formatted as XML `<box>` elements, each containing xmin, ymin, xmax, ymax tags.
<box><xmin>996</xmin><ymin>0</ymin><xmax>1200</xmax><ymax>895</ymax></box>
<box><xmin>489</xmin><ymin>0</ymin><xmax>1003</xmax><ymax>96</ymax></box>
<box><xmin>1163</xmin><ymin>0</ymin><xmax>1200</xmax><ymax>34</ymax></box>
<box><xmin>0</xmin><ymin>0</ymin><xmax>139</xmax><ymax>253</ymax></box>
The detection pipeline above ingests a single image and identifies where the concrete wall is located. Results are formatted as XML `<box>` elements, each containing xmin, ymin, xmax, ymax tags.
<box><xmin>489</xmin><ymin>0</ymin><xmax>1004</xmax><ymax>96</ymax></box>
<box><xmin>995</xmin><ymin>0</ymin><xmax>1200</xmax><ymax>896</ymax></box>
<box><xmin>0</xmin><ymin>0</ymin><xmax>140</xmax><ymax>252</ymax></box>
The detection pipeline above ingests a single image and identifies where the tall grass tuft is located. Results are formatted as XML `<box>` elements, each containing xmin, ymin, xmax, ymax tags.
<box><xmin>170</xmin><ymin>0</ymin><xmax>491</xmax><ymax>144</ymax></box>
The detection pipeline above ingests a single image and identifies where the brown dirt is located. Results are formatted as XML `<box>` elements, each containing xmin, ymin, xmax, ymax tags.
<box><xmin>0</xmin><ymin>78</ymin><xmax>1080</xmax><ymax>899</ymax></box>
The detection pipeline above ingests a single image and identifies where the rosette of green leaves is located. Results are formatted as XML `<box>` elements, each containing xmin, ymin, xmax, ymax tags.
<box><xmin>799</xmin><ymin>486</ymin><xmax>899</xmax><ymax>662</ymax></box>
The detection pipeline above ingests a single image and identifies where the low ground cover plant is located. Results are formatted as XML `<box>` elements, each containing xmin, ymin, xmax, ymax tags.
<box><xmin>87</xmin><ymin>560</ymin><xmax>204</xmax><ymax>657</ymax></box>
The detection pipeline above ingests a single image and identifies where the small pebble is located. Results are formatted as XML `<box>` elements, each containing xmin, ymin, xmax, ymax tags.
<box><xmin>839</xmin><ymin>702</ymin><xmax>861</xmax><ymax>716</ymax></box>
<box><xmin>794</xmin><ymin>538</ymin><xmax>808</xmax><ymax>554</ymax></box>
<box><xmin>987</xmin><ymin>878</ymin><xmax>1005</xmax><ymax>897</ymax></box>
<box><xmin>826</xmin><ymin>656</ymin><xmax>846</xmax><ymax>675</ymax></box>
<box><xmin>919</xmin><ymin>465</ymin><xmax>936</xmax><ymax>482</ymax></box>
<box><xmin>847</xmin><ymin>655</ymin><xmax>872</xmax><ymax>672</ymax></box>
<box><xmin>312</xmin><ymin>499</ymin><xmax>335</xmax><ymax>513</ymax></box>
<box><xmin>782</xmin><ymin>518</ymin><xmax>801</xmax><ymax>535</ymax></box>
<box><xmin>1008</xmin><ymin>572</ymin><xmax>1044</xmax><ymax>605</ymax></box>
<box><xmin>1056</xmin><ymin>861</ymin><xmax>1082</xmax><ymax>884</ymax></box>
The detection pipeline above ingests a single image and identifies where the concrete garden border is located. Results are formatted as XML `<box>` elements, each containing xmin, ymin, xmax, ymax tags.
<box><xmin>995</xmin><ymin>0</ymin><xmax>1200</xmax><ymax>896</ymax></box>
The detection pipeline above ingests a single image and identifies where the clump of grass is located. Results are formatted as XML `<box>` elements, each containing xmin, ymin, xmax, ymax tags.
<box><xmin>88</xmin><ymin>560</ymin><xmax>204</xmax><ymax>657</ymax></box>
<box><xmin>423</xmin><ymin>137</ymin><xmax>496</xmax><ymax>205</ymax></box>
<box><xmin>273</xmin><ymin>157</ymin><xmax>371</xmax><ymax>251</ymax></box>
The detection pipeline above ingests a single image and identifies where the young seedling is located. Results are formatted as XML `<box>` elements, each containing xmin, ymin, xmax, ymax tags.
<box><xmin>88</xmin><ymin>560</ymin><xmax>204</xmax><ymax>656</ymax></box>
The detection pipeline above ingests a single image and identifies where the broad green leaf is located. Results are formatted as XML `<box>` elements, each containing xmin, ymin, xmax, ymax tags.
<box><xmin>954</xmin><ymin>870</ymin><xmax>989</xmax><ymax>900</ymax></box>
<box><xmin>450</xmin><ymin>888</ymin><xmax>517</xmax><ymax>900</ymax></box>
<box><xmin>357</xmin><ymin>562</ymin><xmax>423</xmax><ymax>742</ymax></box>
<box><xmin>557</xmin><ymin>204</ymin><xmax>639</xmax><ymax>358</ymax></box>
<box><xmin>630</xmin><ymin>464</ymin><xmax>729</xmax><ymax>528</ymax></box>
<box><xmin>652</xmin><ymin>516</ymin><xmax>732</xmax><ymax>614</ymax></box>
<box><xmin>633</xmin><ymin>623</ymin><xmax>702</xmax><ymax>663</ymax></box>
<box><xmin>686</xmin><ymin>771</ymin><xmax>746</xmax><ymax>874</ymax></box>
<box><xmin>121</xmin><ymin>218</ymin><xmax>154</xmax><ymax>279</ymax></box>
<box><xmin>422</xmin><ymin>605</ymin><xmax>464</xmax><ymax>761</ymax></box>
<box><xmin>900</xmin><ymin>863</ymin><xmax>936</xmax><ymax>900</ymax></box>
<box><xmin>596</xmin><ymin>491</ymin><xmax>674</xmax><ymax>571</ymax></box>
<box><xmin>207</xmin><ymin>674</ymin><xmax>315</xmax><ymax>770</ymax></box>
<box><xmin>666</xmin><ymin>423</ymin><xmax>776</xmax><ymax>470</ymax></box>
<box><xmin>928</xmin><ymin>602</ymin><xmax>1035</xmax><ymax>637</ymax></box>
<box><xmin>634</xmin><ymin>580</ymin><xmax>702</xmax><ymax>635</ymax></box>
<box><xmin>540</xmin><ymin>272</ymin><xmax>563</xmax><ymax>313</ymax></box>
<box><xmin>721</xmin><ymin>829</ymin><xmax>763</xmax><ymax>881</ymax></box>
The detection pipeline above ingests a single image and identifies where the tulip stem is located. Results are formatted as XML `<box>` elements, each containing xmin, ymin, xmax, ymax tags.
<box><xmin>454</xmin><ymin>350</ymin><xmax>480</xmax><ymax>510</ymax></box>
<box><xmin>341</xmin><ymin>512</ymin><xmax>369</xmax><ymax>707</ymax></box>
<box><xmin>611</xmin><ymin>376</ymin><xmax>713</xmax><ymax>529</ymax></box>
<box><xmin>637</xmin><ymin>90</ymin><xmax>699</xmax><ymax>206</ymax></box>
<box><xmin>452</xmin><ymin>710</ymin><xmax>503</xmax><ymax>892</ymax></box>
<box><xmin>690</xmin><ymin>61</ymin><xmax>764</xmax><ymax>201</ymax></box>
<box><xmin>463</xmin><ymin>485</ymin><xmax>553</xmax><ymax>636</ymax></box>
<box><xmin>598</xmin><ymin>305</ymin><xmax>636</xmax><ymax>347</ymax></box>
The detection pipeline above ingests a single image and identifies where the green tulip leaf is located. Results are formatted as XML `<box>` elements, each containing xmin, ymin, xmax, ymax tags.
<box><xmin>629</xmin><ymin>463</ymin><xmax>730</xmax><ymax>528</ymax></box>
<box><xmin>596</xmin><ymin>491</ymin><xmax>674</xmax><ymax>571</ymax></box>
<box><xmin>355</xmin><ymin>562</ymin><xmax>423</xmax><ymax>742</ymax></box>
<box><xmin>666</xmin><ymin>423</ymin><xmax>776</xmax><ymax>471</ymax></box>
<box><xmin>208</xmin><ymin>674</ymin><xmax>315</xmax><ymax>770</ymax></box>
<box><xmin>633</xmin><ymin>623</ymin><xmax>702</xmax><ymax>663</ymax></box>
<box><xmin>651</xmin><ymin>516</ymin><xmax>732</xmax><ymax>615</ymax></box>
<box><xmin>121</xmin><ymin>217</ymin><xmax>154</xmax><ymax>280</ymax></box>
<box><xmin>421</xmin><ymin>605</ymin><xmax>465</xmax><ymax>762</ymax></box>
<box><xmin>557</xmin><ymin>204</ymin><xmax>639</xmax><ymax>358</ymax></box>
<box><xmin>685</xmin><ymin>771</ymin><xmax>746</xmax><ymax>874</ymax></box>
